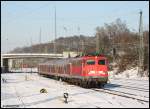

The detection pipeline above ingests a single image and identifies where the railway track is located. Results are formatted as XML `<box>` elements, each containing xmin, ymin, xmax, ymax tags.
<box><xmin>92</xmin><ymin>88</ymin><xmax>149</xmax><ymax>103</ymax></box>
<box><xmin>37</xmin><ymin>79</ymin><xmax>149</xmax><ymax>103</ymax></box>
<box><xmin>109</xmin><ymin>79</ymin><xmax>149</xmax><ymax>87</ymax></box>
<box><xmin>105</xmin><ymin>83</ymin><xmax>149</xmax><ymax>92</ymax></box>
<box><xmin>37</xmin><ymin>77</ymin><xmax>149</xmax><ymax>103</ymax></box>
<box><xmin>14</xmin><ymin>86</ymin><xmax>26</xmax><ymax>108</ymax></box>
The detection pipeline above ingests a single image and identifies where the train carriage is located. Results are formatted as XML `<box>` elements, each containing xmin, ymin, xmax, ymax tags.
<box><xmin>38</xmin><ymin>54</ymin><xmax>109</xmax><ymax>88</ymax></box>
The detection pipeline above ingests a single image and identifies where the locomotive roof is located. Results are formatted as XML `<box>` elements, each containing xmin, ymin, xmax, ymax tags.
<box><xmin>82</xmin><ymin>55</ymin><xmax>107</xmax><ymax>59</ymax></box>
<box><xmin>39</xmin><ymin>57</ymin><xmax>83</xmax><ymax>65</ymax></box>
<box><xmin>39</xmin><ymin>56</ymin><xmax>107</xmax><ymax>66</ymax></box>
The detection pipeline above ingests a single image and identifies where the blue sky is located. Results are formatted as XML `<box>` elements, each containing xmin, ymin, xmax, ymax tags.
<box><xmin>1</xmin><ymin>1</ymin><xmax>149</xmax><ymax>53</ymax></box>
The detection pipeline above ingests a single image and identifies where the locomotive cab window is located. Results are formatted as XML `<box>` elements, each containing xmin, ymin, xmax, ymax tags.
<box><xmin>98</xmin><ymin>60</ymin><xmax>105</xmax><ymax>65</ymax></box>
<box><xmin>86</xmin><ymin>60</ymin><xmax>95</xmax><ymax>65</ymax></box>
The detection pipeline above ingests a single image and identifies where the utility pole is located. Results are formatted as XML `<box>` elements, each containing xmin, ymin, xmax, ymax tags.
<box><xmin>138</xmin><ymin>10</ymin><xmax>144</xmax><ymax>76</ymax></box>
<box><xmin>81</xmin><ymin>40</ymin><xmax>84</xmax><ymax>54</ymax></box>
<box><xmin>30</xmin><ymin>37</ymin><xmax>33</xmax><ymax>53</ymax></box>
<box><xmin>96</xmin><ymin>33</ymin><xmax>99</xmax><ymax>52</ymax></box>
<box><xmin>77</xmin><ymin>27</ymin><xmax>80</xmax><ymax>55</ymax></box>
<box><xmin>39</xmin><ymin>27</ymin><xmax>41</xmax><ymax>53</ymax></box>
<box><xmin>64</xmin><ymin>27</ymin><xmax>70</xmax><ymax>57</ymax></box>
<box><xmin>148</xmin><ymin>42</ymin><xmax>149</xmax><ymax>76</ymax></box>
<box><xmin>6</xmin><ymin>38</ymin><xmax>8</xmax><ymax>53</ymax></box>
<box><xmin>39</xmin><ymin>27</ymin><xmax>41</xmax><ymax>44</ymax></box>
<box><xmin>54</xmin><ymin>6</ymin><xmax>57</xmax><ymax>54</ymax></box>
<box><xmin>30</xmin><ymin>36</ymin><xmax>33</xmax><ymax>74</ymax></box>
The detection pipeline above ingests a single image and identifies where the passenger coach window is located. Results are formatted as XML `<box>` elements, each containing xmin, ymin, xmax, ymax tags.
<box><xmin>98</xmin><ymin>60</ymin><xmax>105</xmax><ymax>65</ymax></box>
<box><xmin>86</xmin><ymin>60</ymin><xmax>95</xmax><ymax>65</ymax></box>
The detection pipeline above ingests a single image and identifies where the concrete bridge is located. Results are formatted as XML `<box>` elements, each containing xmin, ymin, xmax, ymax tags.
<box><xmin>1</xmin><ymin>53</ymin><xmax>64</xmax><ymax>73</ymax></box>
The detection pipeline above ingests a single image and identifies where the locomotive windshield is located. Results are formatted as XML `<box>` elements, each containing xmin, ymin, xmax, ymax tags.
<box><xmin>98</xmin><ymin>60</ymin><xmax>105</xmax><ymax>65</ymax></box>
<box><xmin>86</xmin><ymin>60</ymin><xmax>95</xmax><ymax>65</ymax></box>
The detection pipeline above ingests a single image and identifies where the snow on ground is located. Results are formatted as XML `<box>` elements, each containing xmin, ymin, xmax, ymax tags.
<box><xmin>108</xmin><ymin>67</ymin><xmax>149</xmax><ymax>80</ymax></box>
<box><xmin>1</xmin><ymin>71</ymin><xmax>149</xmax><ymax>108</ymax></box>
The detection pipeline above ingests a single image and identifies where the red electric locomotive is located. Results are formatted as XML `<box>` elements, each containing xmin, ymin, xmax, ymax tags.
<box><xmin>38</xmin><ymin>54</ymin><xmax>109</xmax><ymax>88</ymax></box>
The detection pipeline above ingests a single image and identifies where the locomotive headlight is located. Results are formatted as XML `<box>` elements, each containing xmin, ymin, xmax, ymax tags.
<box><xmin>98</xmin><ymin>71</ymin><xmax>107</xmax><ymax>74</ymax></box>
<box><xmin>88</xmin><ymin>71</ymin><xmax>96</xmax><ymax>74</ymax></box>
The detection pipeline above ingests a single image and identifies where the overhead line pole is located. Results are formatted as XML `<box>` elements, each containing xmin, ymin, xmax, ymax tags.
<box><xmin>30</xmin><ymin>36</ymin><xmax>33</xmax><ymax>73</ymax></box>
<box><xmin>39</xmin><ymin>27</ymin><xmax>41</xmax><ymax>45</ymax></box>
<box><xmin>30</xmin><ymin>37</ymin><xmax>32</xmax><ymax>53</ymax></box>
<box><xmin>78</xmin><ymin>27</ymin><xmax>81</xmax><ymax>55</ymax></box>
<box><xmin>39</xmin><ymin>27</ymin><xmax>41</xmax><ymax>53</ymax></box>
<box><xmin>96</xmin><ymin>33</ymin><xmax>99</xmax><ymax>53</ymax></box>
<box><xmin>138</xmin><ymin>10</ymin><xmax>144</xmax><ymax>76</ymax></box>
<box><xmin>54</xmin><ymin>6</ymin><xmax>57</xmax><ymax>54</ymax></box>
